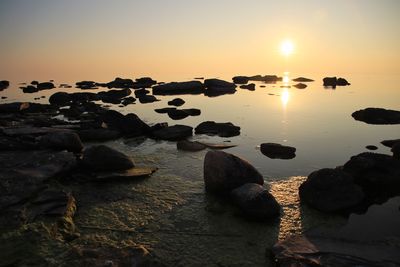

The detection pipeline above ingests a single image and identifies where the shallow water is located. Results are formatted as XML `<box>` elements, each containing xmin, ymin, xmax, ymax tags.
<box><xmin>1</xmin><ymin>73</ymin><xmax>399</xmax><ymax>265</ymax></box>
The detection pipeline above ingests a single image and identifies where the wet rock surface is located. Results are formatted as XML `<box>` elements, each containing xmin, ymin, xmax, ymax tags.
<box><xmin>151</xmin><ymin>124</ymin><xmax>193</xmax><ymax>141</ymax></box>
<box><xmin>260</xmin><ymin>143</ymin><xmax>296</xmax><ymax>159</ymax></box>
<box><xmin>352</xmin><ymin>107</ymin><xmax>400</xmax><ymax>124</ymax></box>
<box><xmin>195</xmin><ymin>121</ymin><xmax>240</xmax><ymax>137</ymax></box>
<box><xmin>203</xmin><ymin>150</ymin><xmax>264</xmax><ymax>193</ymax></box>
<box><xmin>82</xmin><ymin>145</ymin><xmax>135</xmax><ymax>171</ymax></box>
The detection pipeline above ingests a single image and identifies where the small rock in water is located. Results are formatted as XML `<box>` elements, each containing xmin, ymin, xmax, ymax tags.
<box><xmin>39</xmin><ymin>131</ymin><xmax>83</xmax><ymax>153</ymax></box>
<box><xmin>151</xmin><ymin>125</ymin><xmax>193</xmax><ymax>141</ymax></box>
<box><xmin>232</xmin><ymin>76</ymin><xmax>249</xmax><ymax>84</ymax></box>
<box><xmin>82</xmin><ymin>145</ymin><xmax>135</xmax><ymax>171</ymax></box>
<box><xmin>292</xmin><ymin>77</ymin><xmax>314</xmax><ymax>82</ymax></box>
<box><xmin>168</xmin><ymin>98</ymin><xmax>185</xmax><ymax>106</ymax></box>
<box><xmin>0</xmin><ymin>80</ymin><xmax>10</xmax><ymax>90</ymax></box>
<box><xmin>195</xmin><ymin>121</ymin><xmax>240</xmax><ymax>137</ymax></box>
<box><xmin>323</xmin><ymin>76</ymin><xmax>350</xmax><ymax>87</ymax></box>
<box><xmin>352</xmin><ymin>107</ymin><xmax>400</xmax><ymax>124</ymax></box>
<box><xmin>293</xmin><ymin>83</ymin><xmax>307</xmax><ymax>89</ymax></box>
<box><xmin>239</xmin><ymin>83</ymin><xmax>256</xmax><ymax>90</ymax></box>
<box><xmin>231</xmin><ymin>183</ymin><xmax>280</xmax><ymax>220</ymax></box>
<box><xmin>260</xmin><ymin>143</ymin><xmax>296</xmax><ymax>159</ymax></box>
<box><xmin>366</xmin><ymin>145</ymin><xmax>378</xmax><ymax>150</ymax></box>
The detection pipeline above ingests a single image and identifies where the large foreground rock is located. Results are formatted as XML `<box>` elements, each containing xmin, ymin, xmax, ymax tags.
<box><xmin>0</xmin><ymin>150</ymin><xmax>76</xmax><ymax>210</ymax></box>
<box><xmin>343</xmin><ymin>152</ymin><xmax>400</xmax><ymax>197</ymax></box>
<box><xmin>299</xmin><ymin>168</ymin><xmax>365</xmax><ymax>213</ymax></box>
<box><xmin>231</xmin><ymin>183</ymin><xmax>280</xmax><ymax>220</ymax></box>
<box><xmin>39</xmin><ymin>131</ymin><xmax>83</xmax><ymax>153</ymax></box>
<box><xmin>151</xmin><ymin>125</ymin><xmax>193</xmax><ymax>141</ymax></box>
<box><xmin>152</xmin><ymin>81</ymin><xmax>205</xmax><ymax>95</ymax></box>
<box><xmin>260</xmin><ymin>143</ymin><xmax>296</xmax><ymax>159</ymax></box>
<box><xmin>82</xmin><ymin>145</ymin><xmax>134</xmax><ymax>171</ymax></box>
<box><xmin>195</xmin><ymin>121</ymin><xmax>240</xmax><ymax>137</ymax></box>
<box><xmin>204</xmin><ymin>151</ymin><xmax>264</xmax><ymax>193</ymax></box>
<box><xmin>352</xmin><ymin>107</ymin><xmax>400</xmax><ymax>124</ymax></box>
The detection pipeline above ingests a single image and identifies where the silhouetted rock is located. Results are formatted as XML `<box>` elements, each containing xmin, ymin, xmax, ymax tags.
<box><xmin>343</xmin><ymin>152</ymin><xmax>400</xmax><ymax>197</ymax></box>
<box><xmin>292</xmin><ymin>77</ymin><xmax>314</xmax><ymax>82</ymax></box>
<box><xmin>76</xmin><ymin>81</ymin><xmax>97</xmax><ymax>89</ymax></box>
<box><xmin>154</xmin><ymin>107</ymin><xmax>177</xmax><ymax>114</ymax></box>
<box><xmin>167</xmin><ymin>109</ymin><xmax>189</xmax><ymax>120</ymax></box>
<box><xmin>152</xmin><ymin>81</ymin><xmax>205</xmax><ymax>95</ymax></box>
<box><xmin>232</xmin><ymin>76</ymin><xmax>249</xmax><ymax>84</ymax></box>
<box><xmin>49</xmin><ymin>92</ymin><xmax>72</xmax><ymax>106</ymax></box>
<box><xmin>204</xmin><ymin>79</ymin><xmax>236</xmax><ymax>94</ymax></box>
<box><xmin>239</xmin><ymin>83</ymin><xmax>255</xmax><ymax>90</ymax></box>
<box><xmin>203</xmin><ymin>150</ymin><xmax>264</xmax><ymax>194</ymax></box>
<box><xmin>299</xmin><ymin>168</ymin><xmax>365</xmax><ymax>213</ymax></box>
<box><xmin>138</xmin><ymin>95</ymin><xmax>159</xmax><ymax>104</ymax></box>
<box><xmin>98</xmin><ymin>88</ymin><xmax>131</xmax><ymax>101</ymax></box>
<box><xmin>323</xmin><ymin>77</ymin><xmax>350</xmax><ymax>87</ymax></box>
<box><xmin>22</xmin><ymin>85</ymin><xmax>39</xmax><ymax>93</ymax></box>
<box><xmin>0</xmin><ymin>102</ymin><xmax>55</xmax><ymax>114</ymax></box>
<box><xmin>37</xmin><ymin>82</ymin><xmax>55</xmax><ymax>90</ymax></box>
<box><xmin>168</xmin><ymin>98</ymin><xmax>185</xmax><ymax>106</ymax></box>
<box><xmin>39</xmin><ymin>131</ymin><xmax>83</xmax><ymax>153</ymax></box>
<box><xmin>70</xmin><ymin>92</ymin><xmax>98</xmax><ymax>102</ymax></box>
<box><xmin>82</xmin><ymin>145</ymin><xmax>134</xmax><ymax>171</ymax></box>
<box><xmin>134</xmin><ymin>88</ymin><xmax>150</xmax><ymax>97</ymax></box>
<box><xmin>392</xmin><ymin>143</ymin><xmax>400</xmax><ymax>159</ymax></box>
<box><xmin>0</xmin><ymin>80</ymin><xmax>10</xmax><ymax>90</ymax></box>
<box><xmin>101</xmin><ymin>110</ymin><xmax>150</xmax><ymax>137</ymax></box>
<box><xmin>381</xmin><ymin>139</ymin><xmax>400</xmax><ymax>148</ymax></box>
<box><xmin>106</xmin><ymin>77</ymin><xmax>135</xmax><ymax>88</ymax></box>
<box><xmin>231</xmin><ymin>183</ymin><xmax>280</xmax><ymax>220</ymax></box>
<box><xmin>248</xmin><ymin>75</ymin><xmax>282</xmax><ymax>83</ymax></box>
<box><xmin>352</xmin><ymin>108</ymin><xmax>400</xmax><ymax>124</ymax></box>
<box><xmin>195</xmin><ymin>121</ymin><xmax>240</xmax><ymax>137</ymax></box>
<box><xmin>121</xmin><ymin>96</ymin><xmax>136</xmax><ymax>106</ymax></box>
<box><xmin>177</xmin><ymin>140</ymin><xmax>206</xmax><ymax>151</ymax></box>
<box><xmin>260</xmin><ymin>143</ymin><xmax>296</xmax><ymax>159</ymax></box>
<box><xmin>77</xmin><ymin>128</ymin><xmax>121</xmax><ymax>142</ymax></box>
<box><xmin>366</xmin><ymin>145</ymin><xmax>378</xmax><ymax>150</ymax></box>
<box><xmin>182</xmin><ymin>108</ymin><xmax>201</xmax><ymax>116</ymax></box>
<box><xmin>151</xmin><ymin>125</ymin><xmax>193</xmax><ymax>140</ymax></box>
<box><xmin>293</xmin><ymin>83</ymin><xmax>307</xmax><ymax>89</ymax></box>
<box><xmin>134</xmin><ymin>77</ymin><xmax>157</xmax><ymax>88</ymax></box>
<box><xmin>31</xmin><ymin>81</ymin><xmax>39</xmax><ymax>85</ymax></box>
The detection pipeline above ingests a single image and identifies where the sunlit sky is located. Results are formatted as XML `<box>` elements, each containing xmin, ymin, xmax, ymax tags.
<box><xmin>1</xmin><ymin>0</ymin><xmax>399</xmax><ymax>81</ymax></box>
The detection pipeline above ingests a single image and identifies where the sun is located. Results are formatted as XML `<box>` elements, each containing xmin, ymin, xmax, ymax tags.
<box><xmin>280</xmin><ymin>40</ymin><xmax>294</xmax><ymax>56</ymax></box>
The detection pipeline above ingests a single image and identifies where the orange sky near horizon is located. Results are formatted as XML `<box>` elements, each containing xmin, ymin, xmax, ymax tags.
<box><xmin>1</xmin><ymin>0</ymin><xmax>399</xmax><ymax>81</ymax></box>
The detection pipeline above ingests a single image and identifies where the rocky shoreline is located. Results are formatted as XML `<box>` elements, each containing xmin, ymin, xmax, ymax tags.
<box><xmin>0</xmin><ymin>75</ymin><xmax>399</xmax><ymax>266</ymax></box>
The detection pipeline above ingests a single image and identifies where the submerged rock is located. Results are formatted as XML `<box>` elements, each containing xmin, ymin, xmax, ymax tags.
<box><xmin>177</xmin><ymin>140</ymin><xmax>206</xmax><ymax>151</ymax></box>
<box><xmin>231</xmin><ymin>183</ymin><xmax>280</xmax><ymax>220</ymax></box>
<box><xmin>195</xmin><ymin>121</ymin><xmax>240</xmax><ymax>137</ymax></box>
<box><xmin>82</xmin><ymin>145</ymin><xmax>134</xmax><ymax>171</ymax></box>
<box><xmin>168</xmin><ymin>98</ymin><xmax>185</xmax><ymax>107</ymax></box>
<box><xmin>152</xmin><ymin>81</ymin><xmax>205</xmax><ymax>95</ymax></box>
<box><xmin>39</xmin><ymin>131</ymin><xmax>83</xmax><ymax>153</ymax></box>
<box><xmin>151</xmin><ymin>125</ymin><xmax>193</xmax><ymax>141</ymax></box>
<box><xmin>260</xmin><ymin>143</ymin><xmax>296</xmax><ymax>159</ymax></box>
<box><xmin>299</xmin><ymin>168</ymin><xmax>365</xmax><ymax>213</ymax></box>
<box><xmin>203</xmin><ymin>150</ymin><xmax>264</xmax><ymax>194</ymax></box>
<box><xmin>352</xmin><ymin>107</ymin><xmax>400</xmax><ymax>124</ymax></box>
<box><xmin>292</xmin><ymin>77</ymin><xmax>314</xmax><ymax>82</ymax></box>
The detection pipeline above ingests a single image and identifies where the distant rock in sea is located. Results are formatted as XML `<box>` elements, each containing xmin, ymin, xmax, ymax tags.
<box><xmin>352</xmin><ymin>107</ymin><xmax>400</xmax><ymax>124</ymax></box>
<box><xmin>293</xmin><ymin>83</ymin><xmax>307</xmax><ymax>89</ymax></box>
<box><xmin>292</xmin><ymin>77</ymin><xmax>314</xmax><ymax>82</ymax></box>
<box><xmin>323</xmin><ymin>76</ymin><xmax>350</xmax><ymax>87</ymax></box>
<box><xmin>152</xmin><ymin>81</ymin><xmax>205</xmax><ymax>95</ymax></box>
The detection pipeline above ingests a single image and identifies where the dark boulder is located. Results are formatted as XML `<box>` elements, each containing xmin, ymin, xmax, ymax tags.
<box><xmin>121</xmin><ymin>96</ymin><xmax>136</xmax><ymax>106</ymax></box>
<box><xmin>352</xmin><ymin>108</ymin><xmax>400</xmax><ymax>124</ymax></box>
<box><xmin>203</xmin><ymin>150</ymin><xmax>264</xmax><ymax>194</ymax></box>
<box><xmin>101</xmin><ymin>111</ymin><xmax>150</xmax><ymax>137</ymax></box>
<box><xmin>366</xmin><ymin>145</ymin><xmax>378</xmax><ymax>150</ymax></box>
<box><xmin>195</xmin><ymin>121</ymin><xmax>240</xmax><ymax>137</ymax></box>
<box><xmin>77</xmin><ymin>128</ymin><xmax>121</xmax><ymax>142</ymax></box>
<box><xmin>168</xmin><ymin>98</ymin><xmax>185</xmax><ymax>107</ymax></box>
<box><xmin>299</xmin><ymin>168</ymin><xmax>365</xmax><ymax>213</ymax></box>
<box><xmin>204</xmin><ymin>79</ymin><xmax>236</xmax><ymax>93</ymax></box>
<box><xmin>0</xmin><ymin>80</ymin><xmax>9</xmax><ymax>90</ymax></box>
<box><xmin>154</xmin><ymin>107</ymin><xmax>177</xmax><ymax>114</ymax></box>
<box><xmin>37</xmin><ymin>82</ymin><xmax>55</xmax><ymax>90</ymax></box>
<box><xmin>39</xmin><ymin>131</ymin><xmax>83</xmax><ymax>153</ymax></box>
<box><xmin>323</xmin><ymin>77</ymin><xmax>350</xmax><ymax>87</ymax></box>
<box><xmin>152</xmin><ymin>81</ymin><xmax>205</xmax><ymax>95</ymax></box>
<box><xmin>248</xmin><ymin>75</ymin><xmax>281</xmax><ymax>83</ymax></box>
<box><xmin>22</xmin><ymin>85</ymin><xmax>39</xmax><ymax>93</ymax></box>
<box><xmin>381</xmin><ymin>139</ymin><xmax>400</xmax><ymax>148</ymax></box>
<box><xmin>293</xmin><ymin>83</ymin><xmax>307</xmax><ymax>89</ymax></box>
<box><xmin>343</xmin><ymin>152</ymin><xmax>400</xmax><ymax>196</ymax></box>
<box><xmin>134</xmin><ymin>77</ymin><xmax>157</xmax><ymax>88</ymax></box>
<box><xmin>76</xmin><ymin>81</ymin><xmax>97</xmax><ymax>89</ymax></box>
<box><xmin>167</xmin><ymin>109</ymin><xmax>189</xmax><ymax>120</ymax></box>
<box><xmin>231</xmin><ymin>183</ymin><xmax>280</xmax><ymax>220</ymax></box>
<box><xmin>177</xmin><ymin>140</ymin><xmax>206</xmax><ymax>151</ymax></box>
<box><xmin>292</xmin><ymin>77</ymin><xmax>314</xmax><ymax>82</ymax></box>
<box><xmin>392</xmin><ymin>143</ymin><xmax>400</xmax><ymax>159</ymax></box>
<box><xmin>49</xmin><ymin>92</ymin><xmax>72</xmax><ymax>106</ymax></box>
<box><xmin>182</xmin><ymin>108</ymin><xmax>201</xmax><ymax>116</ymax></box>
<box><xmin>151</xmin><ymin>125</ymin><xmax>193</xmax><ymax>141</ymax></box>
<box><xmin>106</xmin><ymin>77</ymin><xmax>135</xmax><ymax>88</ymax></box>
<box><xmin>134</xmin><ymin>88</ymin><xmax>150</xmax><ymax>97</ymax></box>
<box><xmin>239</xmin><ymin>83</ymin><xmax>256</xmax><ymax>90</ymax></box>
<box><xmin>138</xmin><ymin>95</ymin><xmax>159</xmax><ymax>104</ymax></box>
<box><xmin>82</xmin><ymin>145</ymin><xmax>134</xmax><ymax>171</ymax></box>
<box><xmin>70</xmin><ymin>92</ymin><xmax>98</xmax><ymax>102</ymax></box>
<box><xmin>232</xmin><ymin>76</ymin><xmax>249</xmax><ymax>84</ymax></box>
<box><xmin>98</xmin><ymin>88</ymin><xmax>131</xmax><ymax>101</ymax></box>
<box><xmin>260</xmin><ymin>143</ymin><xmax>296</xmax><ymax>159</ymax></box>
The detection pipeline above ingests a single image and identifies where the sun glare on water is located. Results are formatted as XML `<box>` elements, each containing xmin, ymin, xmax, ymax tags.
<box><xmin>280</xmin><ymin>40</ymin><xmax>294</xmax><ymax>56</ymax></box>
